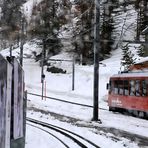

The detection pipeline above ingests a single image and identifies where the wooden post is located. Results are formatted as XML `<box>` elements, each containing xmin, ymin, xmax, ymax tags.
<box><xmin>72</xmin><ymin>57</ymin><xmax>75</xmax><ymax>91</ymax></box>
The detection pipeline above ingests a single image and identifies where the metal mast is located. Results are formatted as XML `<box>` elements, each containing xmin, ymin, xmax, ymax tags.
<box><xmin>93</xmin><ymin>0</ymin><xmax>101</xmax><ymax>122</ymax></box>
<box><xmin>20</xmin><ymin>15</ymin><xmax>25</xmax><ymax>66</ymax></box>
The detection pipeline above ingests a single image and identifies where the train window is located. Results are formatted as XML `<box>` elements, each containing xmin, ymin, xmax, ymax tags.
<box><xmin>113</xmin><ymin>80</ymin><xmax>124</xmax><ymax>95</ymax></box>
<box><xmin>114</xmin><ymin>80</ymin><xmax>118</xmax><ymax>94</ymax></box>
<box><xmin>110</xmin><ymin>80</ymin><xmax>114</xmax><ymax>94</ymax></box>
<box><xmin>123</xmin><ymin>80</ymin><xmax>129</xmax><ymax>95</ymax></box>
<box><xmin>135</xmin><ymin>80</ymin><xmax>141</xmax><ymax>96</ymax></box>
<box><xmin>118</xmin><ymin>80</ymin><xmax>124</xmax><ymax>95</ymax></box>
<box><xmin>129</xmin><ymin>80</ymin><xmax>135</xmax><ymax>96</ymax></box>
<box><xmin>142</xmin><ymin>80</ymin><xmax>148</xmax><ymax>96</ymax></box>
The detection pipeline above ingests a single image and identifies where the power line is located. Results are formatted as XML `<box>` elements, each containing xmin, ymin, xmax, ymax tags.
<box><xmin>45</xmin><ymin>2</ymin><xmax>94</xmax><ymax>41</ymax></box>
<box><xmin>74</xmin><ymin>2</ymin><xmax>93</xmax><ymax>19</ymax></box>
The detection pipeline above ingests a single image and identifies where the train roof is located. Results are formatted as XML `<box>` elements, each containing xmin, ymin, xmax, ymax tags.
<box><xmin>111</xmin><ymin>72</ymin><xmax>148</xmax><ymax>78</ymax></box>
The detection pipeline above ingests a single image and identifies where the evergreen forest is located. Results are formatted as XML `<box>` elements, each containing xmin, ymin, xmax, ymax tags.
<box><xmin>0</xmin><ymin>0</ymin><xmax>147</xmax><ymax>66</ymax></box>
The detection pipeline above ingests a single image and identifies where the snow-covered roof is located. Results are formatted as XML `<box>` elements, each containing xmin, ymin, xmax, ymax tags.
<box><xmin>111</xmin><ymin>72</ymin><xmax>148</xmax><ymax>78</ymax></box>
<box><xmin>135</xmin><ymin>57</ymin><xmax>148</xmax><ymax>64</ymax></box>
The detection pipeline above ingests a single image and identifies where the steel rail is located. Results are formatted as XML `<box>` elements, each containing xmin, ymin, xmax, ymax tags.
<box><xmin>27</xmin><ymin>117</ymin><xmax>100</xmax><ymax>148</ymax></box>
<box><xmin>27</xmin><ymin>118</ymin><xmax>89</xmax><ymax>148</ymax></box>
<box><xmin>27</xmin><ymin>122</ymin><xmax>70</xmax><ymax>148</ymax></box>
<box><xmin>27</xmin><ymin>92</ymin><xmax>107</xmax><ymax>111</ymax></box>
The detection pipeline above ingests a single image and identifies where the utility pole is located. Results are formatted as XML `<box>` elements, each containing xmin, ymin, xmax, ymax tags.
<box><xmin>20</xmin><ymin>16</ymin><xmax>25</xmax><ymax>66</ymax></box>
<box><xmin>93</xmin><ymin>0</ymin><xmax>101</xmax><ymax>122</ymax></box>
<box><xmin>41</xmin><ymin>39</ymin><xmax>46</xmax><ymax>100</ymax></box>
<box><xmin>10</xmin><ymin>44</ymin><xmax>12</xmax><ymax>58</ymax></box>
<box><xmin>72</xmin><ymin>56</ymin><xmax>75</xmax><ymax>91</ymax></box>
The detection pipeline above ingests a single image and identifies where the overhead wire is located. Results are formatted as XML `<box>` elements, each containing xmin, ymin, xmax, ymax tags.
<box><xmin>6</xmin><ymin>1</ymin><xmax>146</xmax><ymax>54</ymax></box>
<box><xmin>45</xmin><ymin>0</ymin><xmax>94</xmax><ymax>41</ymax></box>
<box><xmin>48</xmin><ymin>2</ymin><xmax>139</xmax><ymax>41</ymax></box>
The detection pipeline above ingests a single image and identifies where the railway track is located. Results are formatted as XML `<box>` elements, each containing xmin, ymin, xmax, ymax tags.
<box><xmin>27</xmin><ymin>92</ymin><xmax>107</xmax><ymax>111</ymax></box>
<box><xmin>27</xmin><ymin>92</ymin><xmax>148</xmax><ymax>147</ymax></box>
<box><xmin>27</xmin><ymin>122</ymin><xmax>70</xmax><ymax>148</ymax></box>
<box><xmin>27</xmin><ymin>92</ymin><xmax>148</xmax><ymax>120</ymax></box>
<box><xmin>27</xmin><ymin>106</ymin><xmax>148</xmax><ymax>147</ymax></box>
<box><xmin>27</xmin><ymin>117</ymin><xmax>100</xmax><ymax>148</ymax></box>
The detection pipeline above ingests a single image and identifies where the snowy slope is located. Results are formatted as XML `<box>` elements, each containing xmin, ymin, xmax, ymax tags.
<box><xmin>1</xmin><ymin>40</ymin><xmax>148</xmax><ymax>148</ymax></box>
<box><xmin>0</xmin><ymin>1</ymin><xmax>147</xmax><ymax>147</ymax></box>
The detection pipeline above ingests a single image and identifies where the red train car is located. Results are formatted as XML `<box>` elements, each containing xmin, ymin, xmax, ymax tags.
<box><xmin>107</xmin><ymin>72</ymin><xmax>148</xmax><ymax>118</ymax></box>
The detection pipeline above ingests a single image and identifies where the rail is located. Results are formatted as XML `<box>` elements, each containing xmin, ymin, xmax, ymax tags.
<box><xmin>27</xmin><ymin>122</ymin><xmax>69</xmax><ymax>148</ymax></box>
<box><xmin>27</xmin><ymin>117</ymin><xmax>100</xmax><ymax>148</ymax></box>
<box><xmin>27</xmin><ymin>92</ymin><xmax>107</xmax><ymax>111</ymax></box>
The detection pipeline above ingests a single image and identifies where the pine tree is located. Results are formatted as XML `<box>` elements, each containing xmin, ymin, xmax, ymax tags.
<box><xmin>72</xmin><ymin>0</ymin><xmax>94</xmax><ymax>65</ymax></box>
<box><xmin>29</xmin><ymin>0</ymin><xmax>74</xmax><ymax>57</ymax></box>
<box><xmin>136</xmin><ymin>45</ymin><xmax>145</xmax><ymax>57</ymax></box>
<box><xmin>100</xmin><ymin>0</ymin><xmax>115</xmax><ymax>59</ymax></box>
<box><xmin>121</xmin><ymin>44</ymin><xmax>136</xmax><ymax>71</ymax></box>
<box><xmin>29</xmin><ymin>0</ymin><xmax>63</xmax><ymax>57</ymax></box>
<box><xmin>0</xmin><ymin>0</ymin><xmax>24</xmax><ymax>48</ymax></box>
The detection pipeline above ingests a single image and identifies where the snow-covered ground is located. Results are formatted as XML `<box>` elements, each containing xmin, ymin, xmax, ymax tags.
<box><xmin>1</xmin><ymin>41</ymin><xmax>148</xmax><ymax>148</ymax></box>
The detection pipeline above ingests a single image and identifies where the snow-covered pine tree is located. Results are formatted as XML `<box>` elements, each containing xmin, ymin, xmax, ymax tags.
<box><xmin>137</xmin><ymin>45</ymin><xmax>145</xmax><ymax>57</ymax></box>
<box><xmin>100</xmin><ymin>0</ymin><xmax>115</xmax><ymax>60</ymax></box>
<box><xmin>29</xmin><ymin>0</ymin><xmax>74</xmax><ymax>58</ymax></box>
<box><xmin>121</xmin><ymin>44</ymin><xmax>136</xmax><ymax>71</ymax></box>
<box><xmin>0</xmin><ymin>0</ymin><xmax>25</xmax><ymax>48</ymax></box>
<box><xmin>134</xmin><ymin>0</ymin><xmax>148</xmax><ymax>56</ymax></box>
<box><xmin>72</xmin><ymin>0</ymin><xmax>94</xmax><ymax>65</ymax></box>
